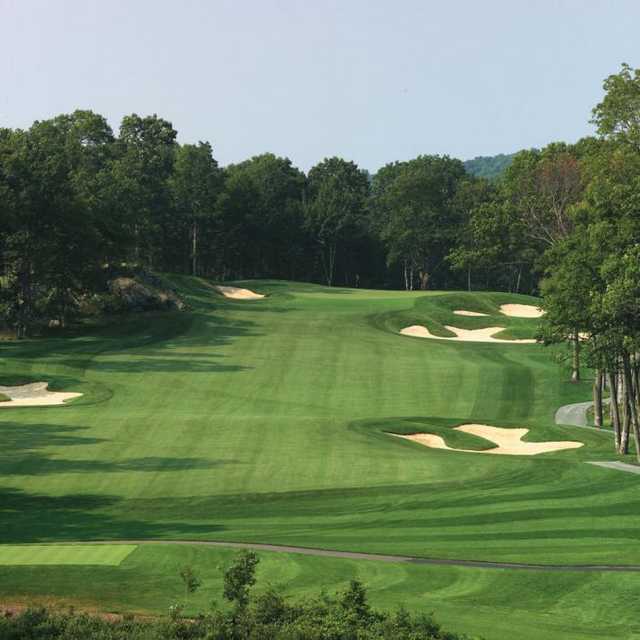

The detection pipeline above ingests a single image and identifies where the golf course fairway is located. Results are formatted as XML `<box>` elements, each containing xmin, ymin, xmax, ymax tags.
<box><xmin>1</xmin><ymin>278</ymin><xmax>639</xmax><ymax>639</ymax></box>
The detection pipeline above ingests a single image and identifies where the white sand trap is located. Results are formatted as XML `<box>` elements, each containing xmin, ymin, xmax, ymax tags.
<box><xmin>0</xmin><ymin>382</ymin><xmax>82</xmax><ymax>408</ymax></box>
<box><xmin>499</xmin><ymin>304</ymin><xmax>544</xmax><ymax>318</ymax></box>
<box><xmin>214</xmin><ymin>285</ymin><xmax>265</xmax><ymax>300</ymax></box>
<box><xmin>453</xmin><ymin>310</ymin><xmax>488</xmax><ymax>317</ymax></box>
<box><xmin>394</xmin><ymin>424</ymin><xmax>583</xmax><ymax>456</ymax></box>
<box><xmin>400</xmin><ymin>325</ymin><xmax>536</xmax><ymax>344</ymax></box>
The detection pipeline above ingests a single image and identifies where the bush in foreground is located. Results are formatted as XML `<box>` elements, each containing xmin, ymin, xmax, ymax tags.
<box><xmin>0</xmin><ymin>552</ymin><xmax>476</xmax><ymax>639</ymax></box>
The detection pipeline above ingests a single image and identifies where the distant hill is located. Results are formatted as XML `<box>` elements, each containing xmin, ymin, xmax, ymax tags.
<box><xmin>464</xmin><ymin>153</ymin><xmax>516</xmax><ymax>179</ymax></box>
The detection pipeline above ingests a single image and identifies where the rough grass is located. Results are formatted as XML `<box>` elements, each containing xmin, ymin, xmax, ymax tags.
<box><xmin>0</xmin><ymin>278</ymin><xmax>638</xmax><ymax>639</ymax></box>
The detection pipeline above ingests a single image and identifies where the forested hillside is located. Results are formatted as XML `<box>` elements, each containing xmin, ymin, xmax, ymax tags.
<box><xmin>463</xmin><ymin>153</ymin><xmax>516</xmax><ymax>179</ymax></box>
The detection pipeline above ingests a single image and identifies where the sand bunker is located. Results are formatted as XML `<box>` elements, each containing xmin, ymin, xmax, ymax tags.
<box><xmin>453</xmin><ymin>310</ymin><xmax>488</xmax><ymax>317</ymax></box>
<box><xmin>400</xmin><ymin>325</ymin><xmax>536</xmax><ymax>344</ymax></box>
<box><xmin>214</xmin><ymin>285</ymin><xmax>265</xmax><ymax>300</ymax></box>
<box><xmin>0</xmin><ymin>382</ymin><xmax>82</xmax><ymax>408</ymax></box>
<box><xmin>499</xmin><ymin>304</ymin><xmax>544</xmax><ymax>318</ymax></box>
<box><xmin>394</xmin><ymin>424</ymin><xmax>583</xmax><ymax>456</ymax></box>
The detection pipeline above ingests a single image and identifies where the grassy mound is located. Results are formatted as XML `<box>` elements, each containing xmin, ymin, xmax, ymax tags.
<box><xmin>377</xmin><ymin>290</ymin><xmax>543</xmax><ymax>341</ymax></box>
<box><xmin>356</xmin><ymin>416</ymin><xmax>497</xmax><ymax>451</ymax></box>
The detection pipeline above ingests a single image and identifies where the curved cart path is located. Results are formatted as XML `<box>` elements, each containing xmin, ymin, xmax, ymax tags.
<box><xmin>555</xmin><ymin>401</ymin><xmax>640</xmax><ymax>475</ymax></box>
<box><xmin>60</xmin><ymin>539</ymin><xmax>640</xmax><ymax>573</ymax></box>
<box><xmin>554</xmin><ymin>401</ymin><xmax>594</xmax><ymax>428</ymax></box>
<box><xmin>555</xmin><ymin>399</ymin><xmax>612</xmax><ymax>432</ymax></box>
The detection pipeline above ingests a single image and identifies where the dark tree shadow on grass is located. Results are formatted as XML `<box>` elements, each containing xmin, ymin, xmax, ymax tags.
<box><xmin>59</xmin><ymin>356</ymin><xmax>250</xmax><ymax>375</ymax></box>
<box><xmin>0</xmin><ymin>453</ymin><xmax>242</xmax><ymax>476</ymax></box>
<box><xmin>1</xmin><ymin>423</ymin><xmax>107</xmax><ymax>453</ymax></box>
<box><xmin>0</xmin><ymin>422</ymin><xmax>244</xmax><ymax>476</ymax></box>
<box><xmin>0</xmin><ymin>488</ymin><xmax>224</xmax><ymax>544</ymax></box>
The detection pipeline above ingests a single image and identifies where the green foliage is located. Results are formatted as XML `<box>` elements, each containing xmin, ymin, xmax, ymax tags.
<box><xmin>463</xmin><ymin>153</ymin><xmax>516</xmax><ymax>179</ymax></box>
<box><xmin>0</xmin><ymin>559</ymin><xmax>470</xmax><ymax>639</ymax></box>
<box><xmin>306</xmin><ymin>157</ymin><xmax>371</xmax><ymax>285</ymax></box>
<box><xmin>169</xmin><ymin>142</ymin><xmax>222</xmax><ymax>275</ymax></box>
<box><xmin>179</xmin><ymin>565</ymin><xmax>202</xmax><ymax>606</ymax></box>
<box><xmin>218</xmin><ymin>153</ymin><xmax>308</xmax><ymax>280</ymax></box>
<box><xmin>0</xmin><ymin>587</ymin><xmax>470</xmax><ymax>640</ymax></box>
<box><xmin>372</xmin><ymin>155</ymin><xmax>467</xmax><ymax>290</ymax></box>
<box><xmin>0</xmin><ymin>393</ymin><xmax>9</xmax><ymax>402</ymax></box>
<box><xmin>592</xmin><ymin>62</ymin><xmax>640</xmax><ymax>151</ymax></box>
<box><xmin>222</xmin><ymin>550</ymin><xmax>259</xmax><ymax>608</ymax></box>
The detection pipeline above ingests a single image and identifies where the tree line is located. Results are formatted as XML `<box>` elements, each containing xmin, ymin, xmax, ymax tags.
<box><xmin>0</xmin><ymin>93</ymin><xmax>563</xmax><ymax>335</ymax></box>
<box><xmin>539</xmin><ymin>64</ymin><xmax>640</xmax><ymax>458</ymax></box>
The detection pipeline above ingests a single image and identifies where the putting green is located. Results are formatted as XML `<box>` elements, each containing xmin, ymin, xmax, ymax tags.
<box><xmin>0</xmin><ymin>544</ymin><xmax>137</xmax><ymax>566</ymax></box>
<box><xmin>0</xmin><ymin>278</ymin><xmax>637</xmax><ymax>639</ymax></box>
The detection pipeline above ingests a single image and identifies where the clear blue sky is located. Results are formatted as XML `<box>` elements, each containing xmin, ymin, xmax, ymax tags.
<box><xmin>1</xmin><ymin>0</ymin><xmax>639</xmax><ymax>172</ymax></box>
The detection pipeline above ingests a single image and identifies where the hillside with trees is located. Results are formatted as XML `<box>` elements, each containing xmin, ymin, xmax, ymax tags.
<box><xmin>463</xmin><ymin>153</ymin><xmax>516</xmax><ymax>179</ymax></box>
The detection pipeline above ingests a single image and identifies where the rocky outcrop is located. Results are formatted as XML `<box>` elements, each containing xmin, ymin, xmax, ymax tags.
<box><xmin>107</xmin><ymin>273</ymin><xmax>185</xmax><ymax>312</ymax></box>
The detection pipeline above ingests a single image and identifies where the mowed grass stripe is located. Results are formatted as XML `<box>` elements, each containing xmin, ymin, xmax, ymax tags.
<box><xmin>0</xmin><ymin>544</ymin><xmax>137</xmax><ymax>566</ymax></box>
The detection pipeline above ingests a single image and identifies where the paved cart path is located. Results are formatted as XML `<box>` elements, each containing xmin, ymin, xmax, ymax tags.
<box><xmin>587</xmin><ymin>461</ymin><xmax>640</xmax><ymax>475</ymax></box>
<box><xmin>555</xmin><ymin>401</ymin><xmax>595</xmax><ymax>427</ymax></box>
<box><xmin>555</xmin><ymin>401</ymin><xmax>640</xmax><ymax>475</ymax></box>
<box><xmin>42</xmin><ymin>539</ymin><xmax>640</xmax><ymax>573</ymax></box>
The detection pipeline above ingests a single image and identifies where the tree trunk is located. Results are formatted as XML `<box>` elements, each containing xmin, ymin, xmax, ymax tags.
<box><xmin>620</xmin><ymin>371</ymin><xmax>630</xmax><ymax>454</ymax></box>
<box><xmin>320</xmin><ymin>243</ymin><xmax>336</xmax><ymax>286</ymax></box>
<box><xmin>403</xmin><ymin>261</ymin><xmax>409</xmax><ymax>291</ymax></box>
<box><xmin>622</xmin><ymin>393</ymin><xmax>631</xmax><ymax>454</ymax></box>
<box><xmin>608</xmin><ymin>371</ymin><xmax>622</xmax><ymax>452</ymax></box>
<box><xmin>515</xmin><ymin>266</ymin><xmax>522</xmax><ymax>293</ymax></box>
<box><xmin>418</xmin><ymin>269</ymin><xmax>429</xmax><ymax>290</ymax></box>
<box><xmin>16</xmin><ymin>260</ymin><xmax>32</xmax><ymax>339</ymax></box>
<box><xmin>570</xmin><ymin>331</ymin><xmax>580</xmax><ymax>383</ymax></box>
<box><xmin>326</xmin><ymin>244</ymin><xmax>336</xmax><ymax>286</ymax></box>
<box><xmin>593</xmin><ymin>369</ymin><xmax>603</xmax><ymax>428</ymax></box>
<box><xmin>622</xmin><ymin>353</ymin><xmax>640</xmax><ymax>462</ymax></box>
<box><xmin>467</xmin><ymin>267</ymin><xmax>471</xmax><ymax>292</ymax></box>
<box><xmin>191</xmin><ymin>220</ymin><xmax>198</xmax><ymax>276</ymax></box>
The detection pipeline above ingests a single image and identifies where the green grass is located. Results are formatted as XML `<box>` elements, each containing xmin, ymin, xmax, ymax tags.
<box><xmin>1</xmin><ymin>278</ymin><xmax>638</xmax><ymax>639</ymax></box>
<box><xmin>2</xmin><ymin>544</ymin><xmax>640</xmax><ymax>640</ymax></box>
<box><xmin>0</xmin><ymin>544</ymin><xmax>136</xmax><ymax>566</ymax></box>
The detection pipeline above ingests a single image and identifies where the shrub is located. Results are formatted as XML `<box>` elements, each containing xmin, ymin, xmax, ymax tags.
<box><xmin>0</xmin><ymin>553</ymin><xmax>477</xmax><ymax>639</ymax></box>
